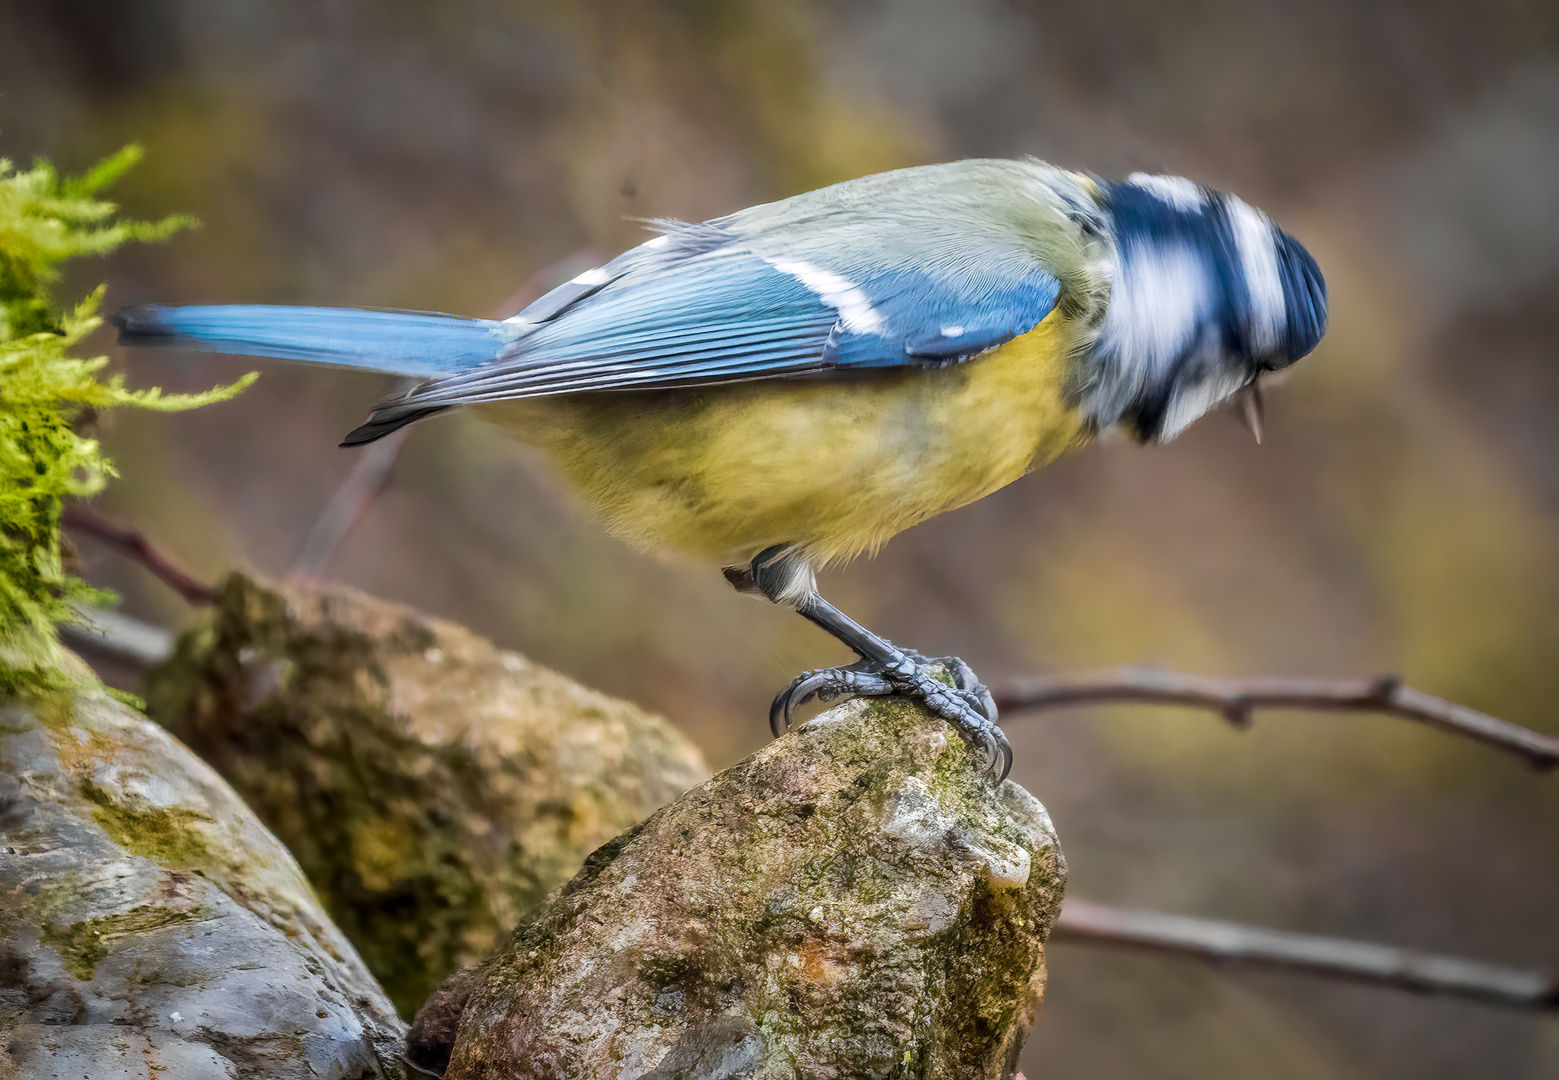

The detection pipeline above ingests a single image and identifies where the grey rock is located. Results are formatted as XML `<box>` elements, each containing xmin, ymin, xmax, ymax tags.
<box><xmin>434</xmin><ymin>694</ymin><xmax>1066</xmax><ymax>1080</ymax></box>
<box><xmin>0</xmin><ymin>664</ymin><xmax>406</xmax><ymax>1079</ymax></box>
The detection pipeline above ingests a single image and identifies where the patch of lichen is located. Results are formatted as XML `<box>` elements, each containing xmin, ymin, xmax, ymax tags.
<box><xmin>794</xmin><ymin>700</ymin><xmax>1055</xmax><ymax>1075</ymax></box>
<box><xmin>40</xmin><ymin>903</ymin><xmax>204</xmax><ymax>981</ymax></box>
<box><xmin>0</xmin><ymin>146</ymin><xmax>253</xmax><ymax>691</ymax></box>
<box><xmin>78</xmin><ymin>778</ymin><xmax>219</xmax><ymax>870</ymax></box>
<box><xmin>701</xmin><ymin>702</ymin><xmax>1032</xmax><ymax>1073</ymax></box>
<box><xmin>923</xmin><ymin>879</ymin><xmax>1052</xmax><ymax>1075</ymax></box>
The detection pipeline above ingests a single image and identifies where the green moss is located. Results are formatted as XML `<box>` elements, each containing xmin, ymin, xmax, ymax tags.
<box><xmin>41</xmin><ymin>903</ymin><xmax>204</xmax><ymax>981</ymax></box>
<box><xmin>105</xmin><ymin>686</ymin><xmax>146</xmax><ymax>710</ymax></box>
<box><xmin>0</xmin><ymin>146</ymin><xmax>254</xmax><ymax>689</ymax></box>
<box><xmin>8</xmin><ymin>675</ymin><xmax>78</xmax><ymax>730</ymax></box>
<box><xmin>79</xmin><ymin>779</ymin><xmax>217</xmax><ymax>869</ymax></box>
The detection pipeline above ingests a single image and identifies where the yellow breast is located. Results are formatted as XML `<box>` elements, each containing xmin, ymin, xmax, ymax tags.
<box><xmin>477</xmin><ymin>309</ymin><xmax>1089</xmax><ymax>566</ymax></box>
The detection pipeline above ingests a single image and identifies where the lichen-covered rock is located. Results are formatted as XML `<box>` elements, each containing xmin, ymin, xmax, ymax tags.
<box><xmin>0</xmin><ymin>664</ymin><xmax>406</xmax><ymax>1079</ymax></box>
<box><xmin>430</xmin><ymin>695</ymin><xmax>1066</xmax><ymax>1080</ymax></box>
<box><xmin>143</xmin><ymin>573</ymin><xmax>710</xmax><ymax>1017</ymax></box>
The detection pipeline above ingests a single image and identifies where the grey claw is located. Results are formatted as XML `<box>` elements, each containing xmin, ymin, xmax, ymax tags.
<box><xmin>768</xmin><ymin>688</ymin><xmax>791</xmax><ymax>738</ymax></box>
<box><xmin>949</xmin><ymin>719</ymin><xmax>1013</xmax><ymax>784</ymax></box>
<box><xmin>987</xmin><ymin>727</ymin><xmax>1015</xmax><ymax>783</ymax></box>
<box><xmin>933</xmin><ymin>699</ymin><xmax>1012</xmax><ymax>783</ymax></box>
<box><xmin>770</xmin><ymin>672</ymin><xmax>819</xmax><ymax>736</ymax></box>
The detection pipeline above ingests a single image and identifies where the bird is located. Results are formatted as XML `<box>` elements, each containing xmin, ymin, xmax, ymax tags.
<box><xmin>114</xmin><ymin>158</ymin><xmax>1327</xmax><ymax>784</ymax></box>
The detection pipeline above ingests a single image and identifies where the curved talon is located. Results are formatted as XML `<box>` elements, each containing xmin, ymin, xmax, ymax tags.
<box><xmin>768</xmin><ymin>689</ymin><xmax>790</xmax><ymax>738</ymax></box>
<box><xmin>968</xmin><ymin>726</ymin><xmax>1014</xmax><ymax>784</ymax></box>
<box><xmin>770</xmin><ymin>670</ymin><xmax>835</xmax><ymax>736</ymax></box>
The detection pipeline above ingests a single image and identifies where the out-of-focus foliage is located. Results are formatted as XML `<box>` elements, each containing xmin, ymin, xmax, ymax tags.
<box><xmin>0</xmin><ymin>147</ymin><xmax>252</xmax><ymax>685</ymax></box>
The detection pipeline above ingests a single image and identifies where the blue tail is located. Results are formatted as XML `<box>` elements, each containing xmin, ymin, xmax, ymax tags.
<box><xmin>113</xmin><ymin>304</ymin><xmax>512</xmax><ymax>378</ymax></box>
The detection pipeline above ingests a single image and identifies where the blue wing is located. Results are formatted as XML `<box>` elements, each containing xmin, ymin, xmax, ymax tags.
<box><xmin>375</xmin><ymin>217</ymin><xmax>1061</xmax><ymax>424</ymax></box>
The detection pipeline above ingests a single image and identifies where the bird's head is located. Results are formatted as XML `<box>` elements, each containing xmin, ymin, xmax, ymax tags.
<box><xmin>1082</xmin><ymin>172</ymin><xmax>1328</xmax><ymax>442</ymax></box>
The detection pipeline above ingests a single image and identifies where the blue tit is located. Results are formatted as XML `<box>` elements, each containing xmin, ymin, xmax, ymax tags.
<box><xmin>115</xmin><ymin>159</ymin><xmax>1327</xmax><ymax>782</ymax></box>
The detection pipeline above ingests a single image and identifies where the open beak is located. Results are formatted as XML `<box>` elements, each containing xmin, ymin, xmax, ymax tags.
<box><xmin>1238</xmin><ymin>380</ymin><xmax>1264</xmax><ymax>445</ymax></box>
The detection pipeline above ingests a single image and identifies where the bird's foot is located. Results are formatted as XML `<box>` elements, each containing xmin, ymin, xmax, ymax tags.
<box><xmin>770</xmin><ymin>651</ymin><xmax>1011</xmax><ymax>784</ymax></box>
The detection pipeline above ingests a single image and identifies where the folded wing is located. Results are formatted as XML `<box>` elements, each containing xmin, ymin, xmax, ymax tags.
<box><xmin>352</xmin><ymin>198</ymin><xmax>1064</xmax><ymax>442</ymax></box>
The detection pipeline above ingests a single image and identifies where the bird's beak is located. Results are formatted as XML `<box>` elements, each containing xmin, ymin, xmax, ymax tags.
<box><xmin>1238</xmin><ymin>380</ymin><xmax>1264</xmax><ymax>445</ymax></box>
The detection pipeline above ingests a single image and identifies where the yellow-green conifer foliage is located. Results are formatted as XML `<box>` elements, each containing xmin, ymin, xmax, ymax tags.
<box><xmin>0</xmin><ymin>145</ymin><xmax>253</xmax><ymax>687</ymax></box>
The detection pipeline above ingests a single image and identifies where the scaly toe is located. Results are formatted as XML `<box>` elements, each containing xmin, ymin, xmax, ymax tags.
<box><xmin>926</xmin><ymin>657</ymin><xmax>999</xmax><ymax>722</ymax></box>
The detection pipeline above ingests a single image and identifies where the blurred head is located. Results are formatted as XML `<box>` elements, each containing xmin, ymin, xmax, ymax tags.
<box><xmin>1084</xmin><ymin>172</ymin><xmax>1328</xmax><ymax>442</ymax></box>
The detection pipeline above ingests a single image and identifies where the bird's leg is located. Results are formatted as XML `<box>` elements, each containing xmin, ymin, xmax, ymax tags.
<box><xmin>724</xmin><ymin>546</ymin><xmax>1011</xmax><ymax>783</ymax></box>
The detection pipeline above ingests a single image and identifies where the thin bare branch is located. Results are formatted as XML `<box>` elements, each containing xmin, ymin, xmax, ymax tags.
<box><xmin>61</xmin><ymin>605</ymin><xmax>175</xmax><ymax>669</ymax></box>
<box><xmin>1053</xmin><ymin>899</ymin><xmax>1559</xmax><ymax>1011</ymax></box>
<box><xmin>62</xmin><ymin>505</ymin><xmax>219</xmax><ymax>605</ymax></box>
<box><xmin>994</xmin><ymin>667</ymin><xmax>1559</xmax><ymax>772</ymax></box>
<box><xmin>288</xmin><ymin>427</ymin><xmax>409</xmax><ymax>580</ymax></box>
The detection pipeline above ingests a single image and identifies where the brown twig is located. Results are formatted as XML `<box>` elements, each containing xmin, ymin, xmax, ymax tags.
<box><xmin>62</xmin><ymin>505</ymin><xmax>219</xmax><ymax>605</ymax></box>
<box><xmin>993</xmin><ymin>667</ymin><xmax>1559</xmax><ymax>772</ymax></box>
<box><xmin>1054</xmin><ymin>899</ymin><xmax>1559</xmax><ymax>1011</ymax></box>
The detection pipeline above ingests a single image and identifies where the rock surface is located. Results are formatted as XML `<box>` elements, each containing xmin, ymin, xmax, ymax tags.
<box><xmin>0</xmin><ymin>662</ymin><xmax>406</xmax><ymax>1079</ymax></box>
<box><xmin>144</xmin><ymin>573</ymin><xmax>711</xmax><ymax>1016</ymax></box>
<box><xmin>428</xmin><ymin>695</ymin><xmax>1066</xmax><ymax>1080</ymax></box>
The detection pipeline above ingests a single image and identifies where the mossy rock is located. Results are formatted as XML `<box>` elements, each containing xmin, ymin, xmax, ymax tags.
<box><xmin>143</xmin><ymin>573</ymin><xmax>710</xmax><ymax>1017</ymax></box>
<box><xmin>425</xmin><ymin>695</ymin><xmax>1066</xmax><ymax>1080</ymax></box>
<box><xmin>0</xmin><ymin>662</ymin><xmax>405</xmax><ymax>1078</ymax></box>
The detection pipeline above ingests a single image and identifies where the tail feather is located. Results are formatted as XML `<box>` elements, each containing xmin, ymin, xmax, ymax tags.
<box><xmin>112</xmin><ymin>304</ymin><xmax>512</xmax><ymax>379</ymax></box>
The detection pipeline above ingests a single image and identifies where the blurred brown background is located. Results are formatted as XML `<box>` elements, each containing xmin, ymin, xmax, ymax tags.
<box><xmin>4</xmin><ymin>0</ymin><xmax>1557</xmax><ymax>1075</ymax></box>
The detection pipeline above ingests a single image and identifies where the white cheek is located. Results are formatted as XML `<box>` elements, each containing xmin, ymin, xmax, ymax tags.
<box><xmin>1228</xmin><ymin>199</ymin><xmax>1286</xmax><ymax>352</ymax></box>
<box><xmin>1157</xmin><ymin>367</ymin><xmax>1248</xmax><ymax>441</ymax></box>
<box><xmin>1097</xmin><ymin>242</ymin><xmax>1210</xmax><ymax>378</ymax></box>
